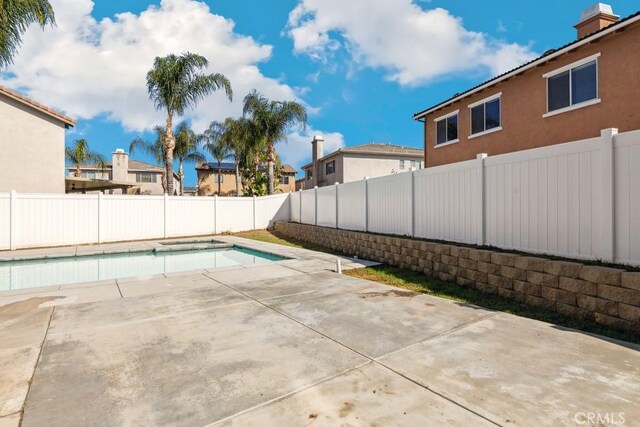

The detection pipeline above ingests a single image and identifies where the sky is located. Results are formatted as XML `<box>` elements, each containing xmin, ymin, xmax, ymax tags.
<box><xmin>1</xmin><ymin>0</ymin><xmax>637</xmax><ymax>186</ymax></box>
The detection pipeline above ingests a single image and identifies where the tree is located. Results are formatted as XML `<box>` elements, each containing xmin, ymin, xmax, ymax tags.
<box><xmin>202</xmin><ymin>121</ymin><xmax>233</xmax><ymax>195</ymax></box>
<box><xmin>65</xmin><ymin>139</ymin><xmax>106</xmax><ymax>178</ymax></box>
<box><xmin>129</xmin><ymin>127</ymin><xmax>168</xmax><ymax>192</ymax></box>
<box><xmin>174</xmin><ymin>122</ymin><xmax>204</xmax><ymax>196</ymax></box>
<box><xmin>0</xmin><ymin>0</ymin><xmax>55</xmax><ymax>68</ymax></box>
<box><xmin>242</xmin><ymin>90</ymin><xmax>307</xmax><ymax>195</ymax></box>
<box><xmin>146</xmin><ymin>52</ymin><xmax>232</xmax><ymax>195</ymax></box>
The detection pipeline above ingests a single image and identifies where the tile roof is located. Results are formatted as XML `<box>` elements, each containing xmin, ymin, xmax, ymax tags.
<box><xmin>197</xmin><ymin>162</ymin><xmax>297</xmax><ymax>174</ymax></box>
<box><xmin>0</xmin><ymin>84</ymin><xmax>76</xmax><ymax>127</ymax></box>
<box><xmin>413</xmin><ymin>9</ymin><xmax>640</xmax><ymax>120</ymax></box>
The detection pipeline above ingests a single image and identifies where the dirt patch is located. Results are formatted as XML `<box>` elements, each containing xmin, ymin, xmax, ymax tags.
<box><xmin>358</xmin><ymin>290</ymin><xmax>417</xmax><ymax>299</ymax></box>
<box><xmin>0</xmin><ymin>297</ymin><xmax>62</xmax><ymax>320</ymax></box>
<box><xmin>338</xmin><ymin>401</ymin><xmax>354</xmax><ymax>418</ymax></box>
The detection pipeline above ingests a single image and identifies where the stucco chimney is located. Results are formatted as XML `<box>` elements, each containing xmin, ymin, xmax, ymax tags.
<box><xmin>574</xmin><ymin>3</ymin><xmax>619</xmax><ymax>39</ymax></box>
<box><xmin>311</xmin><ymin>135</ymin><xmax>324</xmax><ymax>186</ymax></box>
<box><xmin>111</xmin><ymin>148</ymin><xmax>129</xmax><ymax>183</ymax></box>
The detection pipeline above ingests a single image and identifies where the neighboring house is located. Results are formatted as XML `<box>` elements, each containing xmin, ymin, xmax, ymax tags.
<box><xmin>196</xmin><ymin>162</ymin><xmax>297</xmax><ymax>196</ymax></box>
<box><xmin>298</xmin><ymin>135</ymin><xmax>424</xmax><ymax>190</ymax></box>
<box><xmin>413</xmin><ymin>4</ymin><xmax>640</xmax><ymax>167</ymax></box>
<box><xmin>67</xmin><ymin>149</ymin><xmax>180</xmax><ymax>195</ymax></box>
<box><xmin>0</xmin><ymin>84</ymin><xmax>76</xmax><ymax>193</ymax></box>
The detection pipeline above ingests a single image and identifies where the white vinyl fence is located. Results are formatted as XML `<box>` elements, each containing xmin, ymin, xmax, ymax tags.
<box><xmin>0</xmin><ymin>193</ymin><xmax>289</xmax><ymax>250</ymax></box>
<box><xmin>291</xmin><ymin>128</ymin><xmax>640</xmax><ymax>266</ymax></box>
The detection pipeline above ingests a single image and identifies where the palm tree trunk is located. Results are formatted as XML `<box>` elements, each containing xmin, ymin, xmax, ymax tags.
<box><xmin>267</xmin><ymin>143</ymin><xmax>275</xmax><ymax>195</ymax></box>
<box><xmin>179</xmin><ymin>160</ymin><xmax>184</xmax><ymax>196</ymax></box>
<box><xmin>164</xmin><ymin>114</ymin><xmax>175</xmax><ymax>195</ymax></box>
<box><xmin>235</xmin><ymin>159</ymin><xmax>241</xmax><ymax>197</ymax></box>
<box><xmin>217</xmin><ymin>160</ymin><xmax>222</xmax><ymax>195</ymax></box>
<box><xmin>75</xmin><ymin>163</ymin><xmax>81</xmax><ymax>178</ymax></box>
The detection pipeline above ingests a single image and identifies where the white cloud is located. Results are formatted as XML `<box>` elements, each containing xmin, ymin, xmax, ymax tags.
<box><xmin>280</xmin><ymin>129</ymin><xmax>345</xmax><ymax>171</ymax></box>
<box><xmin>287</xmin><ymin>0</ymin><xmax>536</xmax><ymax>86</ymax></box>
<box><xmin>1</xmin><ymin>0</ymin><xmax>305</xmax><ymax>134</ymax></box>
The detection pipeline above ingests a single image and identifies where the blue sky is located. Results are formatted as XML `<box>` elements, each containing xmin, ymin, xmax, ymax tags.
<box><xmin>3</xmin><ymin>1</ymin><xmax>637</xmax><ymax>186</ymax></box>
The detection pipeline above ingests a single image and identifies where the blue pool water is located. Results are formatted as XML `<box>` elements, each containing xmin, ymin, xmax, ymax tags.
<box><xmin>0</xmin><ymin>247</ymin><xmax>283</xmax><ymax>291</ymax></box>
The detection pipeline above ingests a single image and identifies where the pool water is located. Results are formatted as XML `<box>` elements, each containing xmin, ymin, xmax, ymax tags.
<box><xmin>0</xmin><ymin>247</ymin><xmax>283</xmax><ymax>291</ymax></box>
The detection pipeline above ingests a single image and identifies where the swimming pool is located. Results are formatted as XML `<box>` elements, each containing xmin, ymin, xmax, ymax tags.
<box><xmin>0</xmin><ymin>247</ymin><xmax>283</xmax><ymax>291</ymax></box>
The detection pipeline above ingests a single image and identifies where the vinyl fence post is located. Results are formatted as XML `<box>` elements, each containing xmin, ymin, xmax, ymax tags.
<box><xmin>299</xmin><ymin>189</ymin><xmax>302</xmax><ymax>223</ymax></box>
<box><xmin>364</xmin><ymin>177</ymin><xmax>369</xmax><ymax>233</ymax></box>
<box><xmin>600</xmin><ymin>128</ymin><xmax>618</xmax><ymax>262</ymax></box>
<box><xmin>214</xmin><ymin>195</ymin><xmax>218</xmax><ymax>234</ymax></box>
<box><xmin>314</xmin><ymin>186</ymin><xmax>318</xmax><ymax>226</ymax></box>
<box><xmin>411</xmin><ymin>171</ymin><xmax>416</xmax><ymax>237</ymax></box>
<box><xmin>9</xmin><ymin>190</ymin><xmax>17</xmax><ymax>250</ymax></box>
<box><xmin>163</xmin><ymin>193</ymin><xmax>169</xmax><ymax>239</ymax></box>
<box><xmin>476</xmin><ymin>153</ymin><xmax>488</xmax><ymax>246</ymax></box>
<box><xmin>97</xmin><ymin>192</ymin><xmax>104</xmax><ymax>243</ymax></box>
<box><xmin>334</xmin><ymin>182</ymin><xmax>339</xmax><ymax>229</ymax></box>
<box><xmin>253</xmin><ymin>195</ymin><xmax>257</xmax><ymax>230</ymax></box>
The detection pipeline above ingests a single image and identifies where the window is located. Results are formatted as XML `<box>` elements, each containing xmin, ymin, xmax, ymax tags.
<box><xmin>434</xmin><ymin>111</ymin><xmax>459</xmax><ymax>146</ymax></box>
<box><xmin>136</xmin><ymin>172</ymin><xmax>156</xmax><ymax>183</ymax></box>
<box><xmin>282</xmin><ymin>176</ymin><xmax>290</xmax><ymax>185</ymax></box>
<box><xmin>81</xmin><ymin>171</ymin><xmax>96</xmax><ymax>179</ymax></box>
<box><xmin>306</xmin><ymin>169</ymin><xmax>313</xmax><ymax>180</ymax></box>
<box><xmin>214</xmin><ymin>174</ymin><xmax>224</xmax><ymax>184</ymax></box>
<box><xmin>545</xmin><ymin>54</ymin><xmax>599</xmax><ymax>115</ymax></box>
<box><xmin>470</xmin><ymin>94</ymin><xmax>501</xmax><ymax>136</ymax></box>
<box><xmin>399</xmin><ymin>160</ymin><xmax>405</xmax><ymax>169</ymax></box>
<box><xmin>411</xmin><ymin>160</ymin><xmax>421</xmax><ymax>169</ymax></box>
<box><xmin>325</xmin><ymin>160</ymin><xmax>335</xmax><ymax>175</ymax></box>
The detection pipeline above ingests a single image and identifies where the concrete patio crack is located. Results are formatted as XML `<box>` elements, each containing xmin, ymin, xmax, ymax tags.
<box><xmin>18</xmin><ymin>305</ymin><xmax>56</xmax><ymax>427</ymax></box>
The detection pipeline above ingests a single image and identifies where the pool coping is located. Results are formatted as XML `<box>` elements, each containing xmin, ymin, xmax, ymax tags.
<box><xmin>0</xmin><ymin>235</ymin><xmax>378</xmax><ymax>296</ymax></box>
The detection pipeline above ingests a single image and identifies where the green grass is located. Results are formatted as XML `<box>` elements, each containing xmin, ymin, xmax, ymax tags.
<box><xmin>235</xmin><ymin>230</ymin><xmax>640</xmax><ymax>344</ymax></box>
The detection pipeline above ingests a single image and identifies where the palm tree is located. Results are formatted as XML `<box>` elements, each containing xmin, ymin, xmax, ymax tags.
<box><xmin>215</xmin><ymin>117</ymin><xmax>259</xmax><ymax>196</ymax></box>
<box><xmin>129</xmin><ymin>127</ymin><xmax>168</xmax><ymax>191</ymax></box>
<box><xmin>242</xmin><ymin>90</ymin><xmax>307</xmax><ymax>195</ymax></box>
<box><xmin>174</xmin><ymin>122</ymin><xmax>205</xmax><ymax>196</ymax></box>
<box><xmin>146</xmin><ymin>52</ymin><xmax>232</xmax><ymax>195</ymax></box>
<box><xmin>65</xmin><ymin>139</ymin><xmax>106</xmax><ymax>178</ymax></box>
<box><xmin>0</xmin><ymin>0</ymin><xmax>55</xmax><ymax>68</ymax></box>
<box><xmin>202</xmin><ymin>121</ymin><xmax>233</xmax><ymax>195</ymax></box>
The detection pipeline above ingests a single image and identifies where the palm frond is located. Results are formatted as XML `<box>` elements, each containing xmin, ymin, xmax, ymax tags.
<box><xmin>0</xmin><ymin>0</ymin><xmax>55</xmax><ymax>68</ymax></box>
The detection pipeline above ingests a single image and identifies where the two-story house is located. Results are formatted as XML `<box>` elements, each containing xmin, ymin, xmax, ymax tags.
<box><xmin>413</xmin><ymin>4</ymin><xmax>640</xmax><ymax>167</ymax></box>
<box><xmin>67</xmin><ymin>149</ymin><xmax>180</xmax><ymax>195</ymax></box>
<box><xmin>298</xmin><ymin>135</ymin><xmax>424</xmax><ymax>190</ymax></box>
<box><xmin>1</xmin><ymin>84</ymin><xmax>76</xmax><ymax>193</ymax></box>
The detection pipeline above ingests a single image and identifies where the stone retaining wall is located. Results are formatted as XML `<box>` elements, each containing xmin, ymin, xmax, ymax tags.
<box><xmin>274</xmin><ymin>221</ymin><xmax>640</xmax><ymax>332</ymax></box>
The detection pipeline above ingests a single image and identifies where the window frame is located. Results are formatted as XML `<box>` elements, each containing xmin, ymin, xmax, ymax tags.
<box><xmin>468</xmin><ymin>93</ymin><xmax>503</xmax><ymax>139</ymax></box>
<box><xmin>543</xmin><ymin>53</ymin><xmax>601</xmax><ymax>118</ymax></box>
<box><xmin>306</xmin><ymin>169</ymin><xmax>313</xmax><ymax>180</ymax></box>
<box><xmin>136</xmin><ymin>172</ymin><xmax>156</xmax><ymax>183</ymax></box>
<box><xmin>282</xmin><ymin>176</ymin><xmax>290</xmax><ymax>185</ymax></box>
<box><xmin>325</xmin><ymin>160</ymin><xmax>335</xmax><ymax>175</ymax></box>
<box><xmin>433</xmin><ymin>110</ymin><xmax>459</xmax><ymax>148</ymax></box>
<box><xmin>213</xmin><ymin>174</ymin><xmax>224</xmax><ymax>184</ymax></box>
<box><xmin>399</xmin><ymin>159</ymin><xmax>405</xmax><ymax>170</ymax></box>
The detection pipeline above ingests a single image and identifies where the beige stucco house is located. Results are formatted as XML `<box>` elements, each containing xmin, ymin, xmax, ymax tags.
<box><xmin>196</xmin><ymin>162</ymin><xmax>297</xmax><ymax>196</ymax></box>
<box><xmin>297</xmin><ymin>136</ymin><xmax>424</xmax><ymax>190</ymax></box>
<box><xmin>67</xmin><ymin>149</ymin><xmax>180</xmax><ymax>195</ymax></box>
<box><xmin>0</xmin><ymin>85</ymin><xmax>76</xmax><ymax>193</ymax></box>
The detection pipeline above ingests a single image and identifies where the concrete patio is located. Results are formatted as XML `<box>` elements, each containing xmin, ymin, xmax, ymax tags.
<box><xmin>0</xmin><ymin>236</ymin><xmax>638</xmax><ymax>426</ymax></box>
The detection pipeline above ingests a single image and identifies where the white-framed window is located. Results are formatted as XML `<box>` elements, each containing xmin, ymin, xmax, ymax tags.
<box><xmin>325</xmin><ymin>160</ymin><xmax>335</xmax><ymax>175</ymax></box>
<box><xmin>399</xmin><ymin>159</ymin><xmax>405</xmax><ymax>169</ymax></box>
<box><xmin>306</xmin><ymin>169</ymin><xmax>313</xmax><ymax>180</ymax></box>
<box><xmin>81</xmin><ymin>171</ymin><xmax>96</xmax><ymax>179</ymax></box>
<box><xmin>410</xmin><ymin>160</ymin><xmax>421</xmax><ymax>169</ymax></box>
<box><xmin>469</xmin><ymin>93</ymin><xmax>501</xmax><ymax>137</ymax></box>
<box><xmin>214</xmin><ymin>174</ymin><xmax>224</xmax><ymax>184</ymax></box>
<box><xmin>282</xmin><ymin>176</ymin><xmax>290</xmax><ymax>185</ymax></box>
<box><xmin>434</xmin><ymin>110</ymin><xmax>459</xmax><ymax>146</ymax></box>
<box><xmin>544</xmin><ymin>53</ymin><xmax>600</xmax><ymax>117</ymax></box>
<box><xmin>136</xmin><ymin>172</ymin><xmax>156</xmax><ymax>183</ymax></box>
